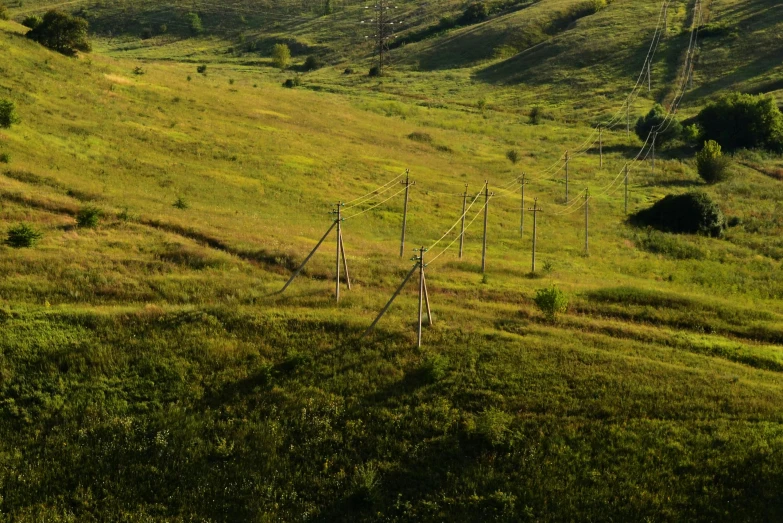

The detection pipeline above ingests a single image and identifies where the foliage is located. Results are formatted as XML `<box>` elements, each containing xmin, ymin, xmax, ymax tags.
<box><xmin>197</xmin><ymin>64</ymin><xmax>207</xmax><ymax>74</ymax></box>
<box><xmin>697</xmin><ymin>92</ymin><xmax>783</xmax><ymax>152</ymax></box>
<box><xmin>26</xmin><ymin>10</ymin><xmax>91</xmax><ymax>55</ymax></box>
<box><xmin>506</xmin><ymin>149</ymin><xmax>520</xmax><ymax>164</ymax></box>
<box><xmin>634</xmin><ymin>228</ymin><xmax>707</xmax><ymax>260</ymax></box>
<box><xmin>22</xmin><ymin>15</ymin><xmax>43</xmax><ymax>29</ymax></box>
<box><xmin>6</xmin><ymin>223</ymin><xmax>43</xmax><ymax>247</ymax></box>
<box><xmin>368</xmin><ymin>65</ymin><xmax>380</xmax><ymax>77</ymax></box>
<box><xmin>533</xmin><ymin>285</ymin><xmax>568</xmax><ymax>321</ymax></box>
<box><xmin>186</xmin><ymin>12</ymin><xmax>203</xmax><ymax>34</ymax></box>
<box><xmin>173</xmin><ymin>196</ymin><xmax>189</xmax><ymax>209</ymax></box>
<box><xmin>0</xmin><ymin>98</ymin><xmax>20</xmax><ymax>128</ymax></box>
<box><xmin>76</xmin><ymin>206</ymin><xmax>101</xmax><ymax>228</ymax></box>
<box><xmin>631</xmin><ymin>192</ymin><xmax>725</xmax><ymax>237</ymax></box>
<box><xmin>282</xmin><ymin>77</ymin><xmax>301</xmax><ymax>88</ymax></box>
<box><xmin>272</xmin><ymin>43</ymin><xmax>291</xmax><ymax>70</ymax></box>
<box><xmin>634</xmin><ymin>104</ymin><xmax>682</xmax><ymax>144</ymax></box>
<box><xmin>0</xmin><ymin>152</ymin><xmax>9</xmax><ymax>163</ymax></box>
<box><xmin>303</xmin><ymin>55</ymin><xmax>322</xmax><ymax>71</ymax></box>
<box><xmin>529</xmin><ymin>106</ymin><xmax>542</xmax><ymax>125</ymax></box>
<box><xmin>459</xmin><ymin>2</ymin><xmax>489</xmax><ymax>25</ymax></box>
<box><xmin>473</xmin><ymin>408</ymin><xmax>513</xmax><ymax>446</ymax></box>
<box><xmin>696</xmin><ymin>140</ymin><xmax>732</xmax><ymax>184</ymax></box>
<box><xmin>421</xmin><ymin>353</ymin><xmax>449</xmax><ymax>382</ymax></box>
<box><xmin>408</xmin><ymin>131</ymin><xmax>432</xmax><ymax>143</ymax></box>
<box><xmin>683</xmin><ymin>123</ymin><xmax>702</xmax><ymax>143</ymax></box>
<box><xmin>0</xmin><ymin>3</ymin><xmax>8</xmax><ymax>21</ymax></box>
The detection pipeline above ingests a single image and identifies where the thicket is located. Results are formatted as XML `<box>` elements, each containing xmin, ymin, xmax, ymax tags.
<box><xmin>631</xmin><ymin>192</ymin><xmax>725</xmax><ymax>237</ymax></box>
<box><xmin>26</xmin><ymin>10</ymin><xmax>91</xmax><ymax>55</ymax></box>
<box><xmin>303</xmin><ymin>55</ymin><xmax>322</xmax><ymax>71</ymax></box>
<box><xmin>697</xmin><ymin>93</ymin><xmax>783</xmax><ymax>152</ymax></box>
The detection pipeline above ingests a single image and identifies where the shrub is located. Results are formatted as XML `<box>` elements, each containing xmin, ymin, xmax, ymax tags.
<box><xmin>343</xmin><ymin>67</ymin><xmax>354</xmax><ymax>75</ymax></box>
<box><xmin>630</xmin><ymin>191</ymin><xmax>725</xmax><ymax>237</ymax></box>
<box><xmin>159</xmin><ymin>23</ymin><xmax>167</xmax><ymax>33</ymax></box>
<box><xmin>0</xmin><ymin>152</ymin><xmax>9</xmax><ymax>163</ymax></box>
<box><xmin>683</xmin><ymin>123</ymin><xmax>702</xmax><ymax>143</ymax></box>
<box><xmin>6</xmin><ymin>223</ymin><xmax>42</xmax><ymax>248</ymax></box>
<box><xmin>133</xmin><ymin>66</ymin><xmax>145</xmax><ymax>75</ymax></box>
<box><xmin>421</xmin><ymin>354</ymin><xmax>449</xmax><ymax>383</ymax></box>
<box><xmin>697</xmin><ymin>92</ymin><xmax>783</xmax><ymax>152</ymax></box>
<box><xmin>696</xmin><ymin>140</ymin><xmax>731</xmax><ymax>184</ymax></box>
<box><xmin>0</xmin><ymin>99</ymin><xmax>20</xmax><ymax>129</ymax></box>
<box><xmin>22</xmin><ymin>15</ymin><xmax>43</xmax><ymax>29</ymax></box>
<box><xmin>186</xmin><ymin>12</ymin><xmax>203</xmax><ymax>34</ymax></box>
<box><xmin>26</xmin><ymin>10</ymin><xmax>91</xmax><ymax>55</ymax></box>
<box><xmin>634</xmin><ymin>228</ymin><xmax>706</xmax><ymax>260</ymax></box>
<box><xmin>173</xmin><ymin>196</ymin><xmax>189</xmax><ymax>209</ymax></box>
<box><xmin>506</xmin><ymin>149</ymin><xmax>520</xmax><ymax>164</ymax></box>
<box><xmin>474</xmin><ymin>408</ymin><xmax>512</xmax><ymax>447</ymax></box>
<box><xmin>76</xmin><ymin>206</ymin><xmax>101</xmax><ymax>228</ymax></box>
<box><xmin>368</xmin><ymin>65</ymin><xmax>381</xmax><ymax>77</ymax></box>
<box><xmin>272</xmin><ymin>43</ymin><xmax>291</xmax><ymax>70</ymax></box>
<box><xmin>303</xmin><ymin>55</ymin><xmax>322</xmax><ymax>71</ymax></box>
<box><xmin>529</xmin><ymin>106</ymin><xmax>542</xmax><ymax>125</ymax></box>
<box><xmin>635</xmin><ymin>104</ymin><xmax>682</xmax><ymax>144</ymax></box>
<box><xmin>140</xmin><ymin>27</ymin><xmax>152</xmax><ymax>40</ymax></box>
<box><xmin>282</xmin><ymin>77</ymin><xmax>301</xmax><ymax>88</ymax></box>
<box><xmin>407</xmin><ymin>131</ymin><xmax>432</xmax><ymax>143</ymax></box>
<box><xmin>459</xmin><ymin>2</ymin><xmax>489</xmax><ymax>25</ymax></box>
<box><xmin>197</xmin><ymin>64</ymin><xmax>207</xmax><ymax>74</ymax></box>
<box><xmin>350</xmin><ymin>463</ymin><xmax>380</xmax><ymax>506</ymax></box>
<box><xmin>533</xmin><ymin>285</ymin><xmax>568</xmax><ymax>321</ymax></box>
<box><xmin>0</xmin><ymin>3</ymin><xmax>8</xmax><ymax>21</ymax></box>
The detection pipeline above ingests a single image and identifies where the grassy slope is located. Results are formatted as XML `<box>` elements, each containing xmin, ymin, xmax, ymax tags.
<box><xmin>1</xmin><ymin>0</ymin><xmax>783</xmax><ymax>519</ymax></box>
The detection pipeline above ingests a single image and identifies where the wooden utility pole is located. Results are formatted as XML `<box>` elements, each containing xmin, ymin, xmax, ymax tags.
<box><xmin>599</xmin><ymin>127</ymin><xmax>603</xmax><ymax>169</ymax></box>
<box><xmin>565</xmin><ymin>151</ymin><xmax>570</xmax><ymax>203</ymax></box>
<box><xmin>399</xmin><ymin>169</ymin><xmax>414</xmax><ymax>257</ymax></box>
<box><xmin>584</xmin><ymin>189</ymin><xmax>589</xmax><ymax>256</ymax></box>
<box><xmin>528</xmin><ymin>198</ymin><xmax>542</xmax><ymax>273</ymax></box>
<box><xmin>520</xmin><ymin>173</ymin><xmax>528</xmax><ymax>237</ymax></box>
<box><xmin>415</xmin><ymin>246</ymin><xmax>427</xmax><ymax>348</ymax></box>
<box><xmin>626</xmin><ymin>96</ymin><xmax>631</xmax><ymax>139</ymax></box>
<box><xmin>624</xmin><ymin>163</ymin><xmax>629</xmax><ymax>214</ymax></box>
<box><xmin>481</xmin><ymin>182</ymin><xmax>493</xmax><ymax>274</ymax></box>
<box><xmin>647</xmin><ymin>59</ymin><xmax>651</xmax><ymax>93</ymax></box>
<box><xmin>652</xmin><ymin>131</ymin><xmax>657</xmax><ymax>173</ymax></box>
<box><xmin>334</xmin><ymin>202</ymin><xmax>343</xmax><ymax>302</ymax></box>
<box><xmin>459</xmin><ymin>184</ymin><xmax>468</xmax><ymax>259</ymax></box>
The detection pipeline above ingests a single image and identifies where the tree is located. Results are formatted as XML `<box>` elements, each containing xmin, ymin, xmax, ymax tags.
<box><xmin>0</xmin><ymin>99</ymin><xmax>20</xmax><ymax>128</ymax></box>
<box><xmin>186</xmin><ymin>12</ymin><xmax>203</xmax><ymax>34</ymax></box>
<box><xmin>697</xmin><ymin>92</ymin><xmax>783</xmax><ymax>153</ymax></box>
<box><xmin>506</xmin><ymin>149</ymin><xmax>520</xmax><ymax>164</ymax></box>
<box><xmin>631</xmin><ymin>192</ymin><xmax>725</xmax><ymax>237</ymax></box>
<box><xmin>272</xmin><ymin>43</ymin><xmax>291</xmax><ymax>70</ymax></box>
<box><xmin>303</xmin><ymin>55</ymin><xmax>322</xmax><ymax>71</ymax></box>
<box><xmin>696</xmin><ymin>140</ymin><xmax>731</xmax><ymax>184</ymax></box>
<box><xmin>26</xmin><ymin>10</ymin><xmax>91</xmax><ymax>55</ymax></box>
<box><xmin>22</xmin><ymin>15</ymin><xmax>43</xmax><ymax>29</ymax></box>
<box><xmin>533</xmin><ymin>285</ymin><xmax>569</xmax><ymax>321</ymax></box>
<box><xmin>635</xmin><ymin>104</ymin><xmax>682</xmax><ymax>145</ymax></box>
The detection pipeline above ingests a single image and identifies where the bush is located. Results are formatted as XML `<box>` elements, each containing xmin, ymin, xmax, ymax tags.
<box><xmin>635</xmin><ymin>104</ymin><xmax>682</xmax><ymax>144</ymax></box>
<box><xmin>697</xmin><ymin>92</ymin><xmax>783</xmax><ymax>152</ymax></box>
<box><xmin>0</xmin><ymin>3</ymin><xmax>8</xmax><ymax>21</ymax></box>
<box><xmin>506</xmin><ymin>149</ymin><xmax>520</xmax><ymax>164</ymax></box>
<box><xmin>630</xmin><ymin>191</ymin><xmax>725</xmax><ymax>237</ymax></box>
<box><xmin>529</xmin><ymin>106</ymin><xmax>542</xmax><ymax>125</ymax></box>
<box><xmin>282</xmin><ymin>77</ymin><xmax>301</xmax><ymax>88</ymax></box>
<box><xmin>26</xmin><ymin>10</ymin><xmax>91</xmax><ymax>55</ymax></box>
<box><xmin>0</xmin><ymin>99</ymin><xmax>20</xmax><ymax>129</ymax></box>
<box><xmin>634</xmin><ymin>228</ymin><xmax>706</xmax><ymax>260</ymax></box>
<box><xmin>0</xmin><ymin>152</ymin><xmax>9</xmax><ymax>163</ymax></box>
<box><xmin>76</xmin><ymin>206</ymin><xmax>101</xmax><ymax>228</ymax></box>
<box><xmin>421</xmin><ymin>354</ymin><xmax>449</xmax><ymax>383</ymax></box>
<box><xmin>173</xmin><ymin>196</ymin><xmax>189</xmax><ymax>210</ymax></box>
<box><xmin>533</xmin><ymin>285</ymin><xmax>568</xmax><ymax>321</ymax></box>
<box><xmin>696</xmin><ymin>140</ymin><xmax>731</xmax><ymax>184</ymax></box>
<box><xmin>368</xmin><ymin>66</ymin><xmax>381</xmax><ymax>77</ymax></box>
<box><xmin>196</xmin><ymin>64</ymin><xmax>207</xmax><ymax>74</ymax></box>
<box><xmin>140</xmin><ymin>28</ymin><xmax>152</xmax><ymax>40</ymax></box>
<box><xmin>473</xmin><ymin>408</ymin><xmax>513</xmax><ymax>447</ymax></box>
<box><xmin>303</xmin><ymin>55</ymin><xmax>322</xmax><ymax>71</ymax></box>
<box><xmin>22</xmin><ymin>15</ymin><xmax>42</xmax><ymax>29</ymax></box>
<box><xmin>186</xmin><ymin>12</ymin><xmax>203</xmax><ymax>34</ymax></box>
<box><xmin>6</xmin><ymin>223</ymin><xmax>42</xmax><ymax>248</ymax></box>
<box><xmin>343</xmin><ymin>67</ymin><xmax>354</xmax><ymax>75</ymax></box>
<box><xmin>459</xmin><ymin>2</ymin><xmax>489</xmax><ymax>25</ymax></box>
<box><xmin>683</xmin><ymin>123</ymin><xmax>702</xmax><ymax>143</ymax></box>
<box><xmin>272</xmin><ymin>43</ymin><xmax>291</xmax><ymax>70</ymax></box>
<box><xmin>407</xmin><ymin>131</ymin><xmax>432</xmax><ymax>143</ymax></box>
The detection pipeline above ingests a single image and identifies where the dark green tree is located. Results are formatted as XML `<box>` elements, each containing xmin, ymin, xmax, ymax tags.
<box><xmin>631</xmin><ymin>192</ymin><xmax>725</xmax><ymax>237</ymax></box>
<box><xmin>459</xmin><ymin>2</ymin><xmax>489</xmax><ymax>25</ymax></box>
<box><xmin>697</xmin><ymin>92</ymin><xmax>783</xmax><ymax>152</ymax></box>
<box><xmin>634</xmin><ymin>104</ymin><xmax>682</xmax><ymax>145</ymax></box>
<box><xmin>26</xmin><ymin>10</ymin><xmax>91</xmax><ymax>55</ymax></box>
<box><xmin>22</xmin><ymin>15</ymin><xmax>43</xmax><ymax>29</ymax></box>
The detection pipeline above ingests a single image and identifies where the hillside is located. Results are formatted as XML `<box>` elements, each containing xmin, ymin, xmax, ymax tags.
<box><xmin>1</xmin><ymin>0</ymin><xmax>783</xmax><ymax>519</ymax></box>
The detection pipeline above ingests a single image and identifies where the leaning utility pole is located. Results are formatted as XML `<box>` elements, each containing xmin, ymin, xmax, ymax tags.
<box><xmin>459</xmin><ymin>184</ymin><xmax>468</xmax><ymax>259</ymax></box>
<box><xmin>481</xmin><ymin>182</ymin><xmax>493</xmax><ymax>274</ymax></box>
<box><xmin>564</xmin><ymin>151</ymin><xmax>570</xmax><ymax>203</ymax></box>
<box><xmin>584</xmin><ymin>189</ymin><xmax>589</xmax><ymax>256</ymax></box>
<box><xmin>652</xmin><ymin>131</ymin><xmax>658</xmax><ymax>173</ymax></box>
<box><xmin>332</xmin><ymin>202</ymin><xmax>345</xmax><ymax>302</ymax></box>
<box><xmin>528</xmin><ymin>198</ymin><xmax>542</xmax><ymax>273</ymax></box>
<box><xmin>520</xmin><ymin>173</ymin><xmax>528</xmax><ymax>237</ymax></box>
<box><xmin>399</xmin><ymin>169</ymin><xmax>415</xmax><ymax>257</ymax></box>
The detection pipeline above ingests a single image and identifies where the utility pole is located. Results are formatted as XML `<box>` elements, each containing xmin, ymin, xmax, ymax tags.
<box><xmin>599</xmin><ymin>127</ymin><xmax>603</xmax><ymax>169</ymax></box>
<box><xmin>626</xmin><ymin>95</ymin><xmax>631</xmax><ymax>139</ymax></box>
<box><xmin>564</xmin><ymin>151</ymin><xmax>570</xmax><ymax>203</ymax></box>
<box><xmin>459</xmin><ymin>184</ymin><xmax>468</xmax><ymax>259</ymax></box>
<box><xmin>624</xmin><ymin>163</ymin><xmax>629</xmax><ymax>214</ymax></box>
<box><xmin>647</xmin><ymin>59</ymin><xmax>651</xmax><ymax>93</ymax></box>
<box><xmin>415</xmin><ymin>246</ymin><xmax>427</xmax><ymax>348</ymax></box>
<box><xmin>333</xmin><ymin>202</ymin><xmax>343</xmax><ymax>302</ymax></box>
<box><xmin>584</xmin><ymin>189</ymin><xmax>589</xmax><ymax>256</ymax></box>
<box><xmin>652</xmin><ymin>132</ymin><xmax>657</xmax><ymax>173</ymax></box>
<box><xmin>528</xmin><ymin>198</ymin><xmax>542</xmax><ymax>273</ymax></box>
<box><xmin>520</xmin><ymin>173</ymin><xmax>528</xmax><ymax>237</ymax></box>
<box><xmin>399</xmin><ymin>169</ymin><xmax>414</xmax><ymax>257</ymax></box>
<box><xmin>481</xmin><ymin>182</ymin><xmax>493</xmax><ymax>274</ymax></box>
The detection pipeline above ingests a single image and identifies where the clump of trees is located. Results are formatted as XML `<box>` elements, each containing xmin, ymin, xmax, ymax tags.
<box><xmin>635</xmin><ymin>104</ymin><xmax>682</xmax><ymax>145</ymax></box>
<box><xmin>631</xmin><ymin>192</ymin><xmax>725</xmax><ymax>237</ymax></box>
<box><xmin>26</xmin><ymin>10</ymin><xmax>91</xmax><ymax>55</ymax></box>
<box><xmin>272</xmin><ymin>43</ymin><xmax>291</xmax><ymax>70</ymax></box>
<box><xmin>696</xmin><ymin>140</ymin><xmax>731</xmax><ymax>184</ymax></box>
<box><xmin>697</xmin><ymin>92</ymin><xmax>783</xmax><ymax>153</ymax></box>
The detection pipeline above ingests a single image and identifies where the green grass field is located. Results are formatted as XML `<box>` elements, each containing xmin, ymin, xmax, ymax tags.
<box><xmin>1</xmin><ymin>0</ymin><xmax>783</xmax><ymax>519</ymax></box>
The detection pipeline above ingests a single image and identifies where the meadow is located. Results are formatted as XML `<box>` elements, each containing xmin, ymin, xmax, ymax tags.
<box><xmin>1</xmin><ymin>0</ymin><xmax>783</xmax><ymax>519</ymax></box>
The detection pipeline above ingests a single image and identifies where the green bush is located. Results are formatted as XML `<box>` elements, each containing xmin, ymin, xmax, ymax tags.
<box><xmin>368</xmin><ymin>65</ymin><xmax>381</xmax><ymax>77</ymax></box>
<box><xmin>173</xmin><ymin>196</ymin><xmax>189</xmax><ymax>210</ymax></box>
<box><xmin>22</xmin><ymin>15</ymin><xmax>42</xmax><ymax>29</ymax></box>
<box><xmin>696</xmin><ymin>140</ymin><xmax>731</xmax><ymax>184</ymax></box>
<box><xmin>631</xmin><ymin>191</ymin><xmax>725</xmax><ymax>237</ymax></box>
<box><xmin>6</xmin><ymin>223</ymin><xmax>42</xmax><ymax>248</ymax></box>
<box><xmin>186</xmin><ymin>12</ymin><xmax>203</xmax><ymax>34</ymax></box>
<box><xmin>635</xmin><ymin>104</ymin><xmax>682</xmax><ymax>145</ymax></box>
<box><xmin>76</xmin><ymin>206</ymin><xmax>101</xmax><ymax>228</ymax></box>
<box><xmin>407</xmin><ymin>131</ymin><xmax>432</xmax><ymax>143</ymax></box>
<box><xmin>282</xmin><ymin>77</ymin><xmax>301</xmax><ymax>88</ymax></box>
<box><xmin>0</xmin><ymin>3</ymin><xmax>8</xmax><ymax>21</ymax></box>
<box><xmin>303</xmin><ymin>55</ymin><xmax>322</xmax><ymax>71</ymax></box>
<box><xmin>0</xmin><ymin>99</ymin><xmax>20</xmax><ymax>129</ymax></box>
<box><xmin>473</xmin><ymin>408</ymin><xmax>513</xmax><ymax>447</ymax></box>
<box><xmin>459</xmin><ymin>2</ymin><xmax>489</xmax><ymax>24</ymax></box>
<box><xmin>506</xmin><ymin>149</ymin><xmax>520</xmax><ymax>164</ymax></box>
<box><xmin>697</xmin><ymin>92</ymin><xmax>783</xmax><ymax>152</ymax></box>
<box><xmin>0</xmin><ymin>152</ymin><xmax>9</xmax><ymax>163</ymax></box>
<box><xmin>529</xmin><ymin>106</ymin><xmax>542</xmax><ymax>125</ymax></box>
<box><xmin>26</xmin><ymin>10</ymin><xmax>91</xmax><ymax>55</ymax></box>
<box><xmin>272</xmin><ymin>43</ymin><xmax>291</xmax><ymax>70</ymax></box>
<box><xmin>197</xmin><ymin>64</ymin><xmax>207</xmax><ymax>74</ymax></box>
<box><xmin>533</xmin><ymin>285</ymin><xmax>568</xmax><ymax>321</ymax></box>
<box><xmin>421</xmin><ymin>354</ymin><xmax>449</xmax><ymax>383</ymax></box>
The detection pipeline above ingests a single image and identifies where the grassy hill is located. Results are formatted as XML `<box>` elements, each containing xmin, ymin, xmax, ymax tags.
<box><xmin>1</xmin><ymin>0</ymin><xmax>783</xmax><ymax>519</ymax></box>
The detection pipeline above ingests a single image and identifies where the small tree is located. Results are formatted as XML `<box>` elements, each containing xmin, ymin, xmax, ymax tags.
<box><xmin>506</xmin><ymin>149</ymin><xmax>520</xmax><ymax>164</ymax></box>
<box><xmin>272</xmin><ymin>43</ymin><xmax>291</xmax><ymax>70</ymax></box>
<box><xmin>303</xmin><ymin>55</ymin><xmax>322</xmax><ymax>71</ymax></box>
<box><xmin>22</xmin><ymin>15</ymin><xmax>43</xmax><ymax>29</ymax></box>
<box><xmin>0</xmin><ymin>99</ymin><xmax>20</xmax><ymax>129</ymax></box>
<box><xmin>635</xmin><ymin>104</ymin><xmax>682</xmax><ymax>145</ymax></box>
<box><xmin>696</xmin><ymin>140</ymin><xmax>731</xmax><ymax>184</ymax></box>
<box><xmin>197</xmin><ymin>64</ymin><xmax>207</xmax><ymax>74</ymax></box>
<box><xmin>533</xmin><ymin>285</ymin><xmax>568</xmax><ymax>321</ymax></box>
<box><xmin>6</xmin><ymin>223</ymin><xmax>43</xmax><ymax>248</ymax></box>
<box><xmin>529</xmin><ymin>106</ymin><xmax>542</xmax><ymax>125</ymax></box>
<box><xmin>76</xmin><ymin>206</ymin><xmax>101</xmax><ymax>228</ymax></box>
<box><xmin>186</xmin><ymin>12</ymin><xmax>203</xmax><ymax>34</ymax></box>
<box><xmin>26</xmin><ymin>10</ymin><xmax>91</xmax><ymax>55</ymax></box>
